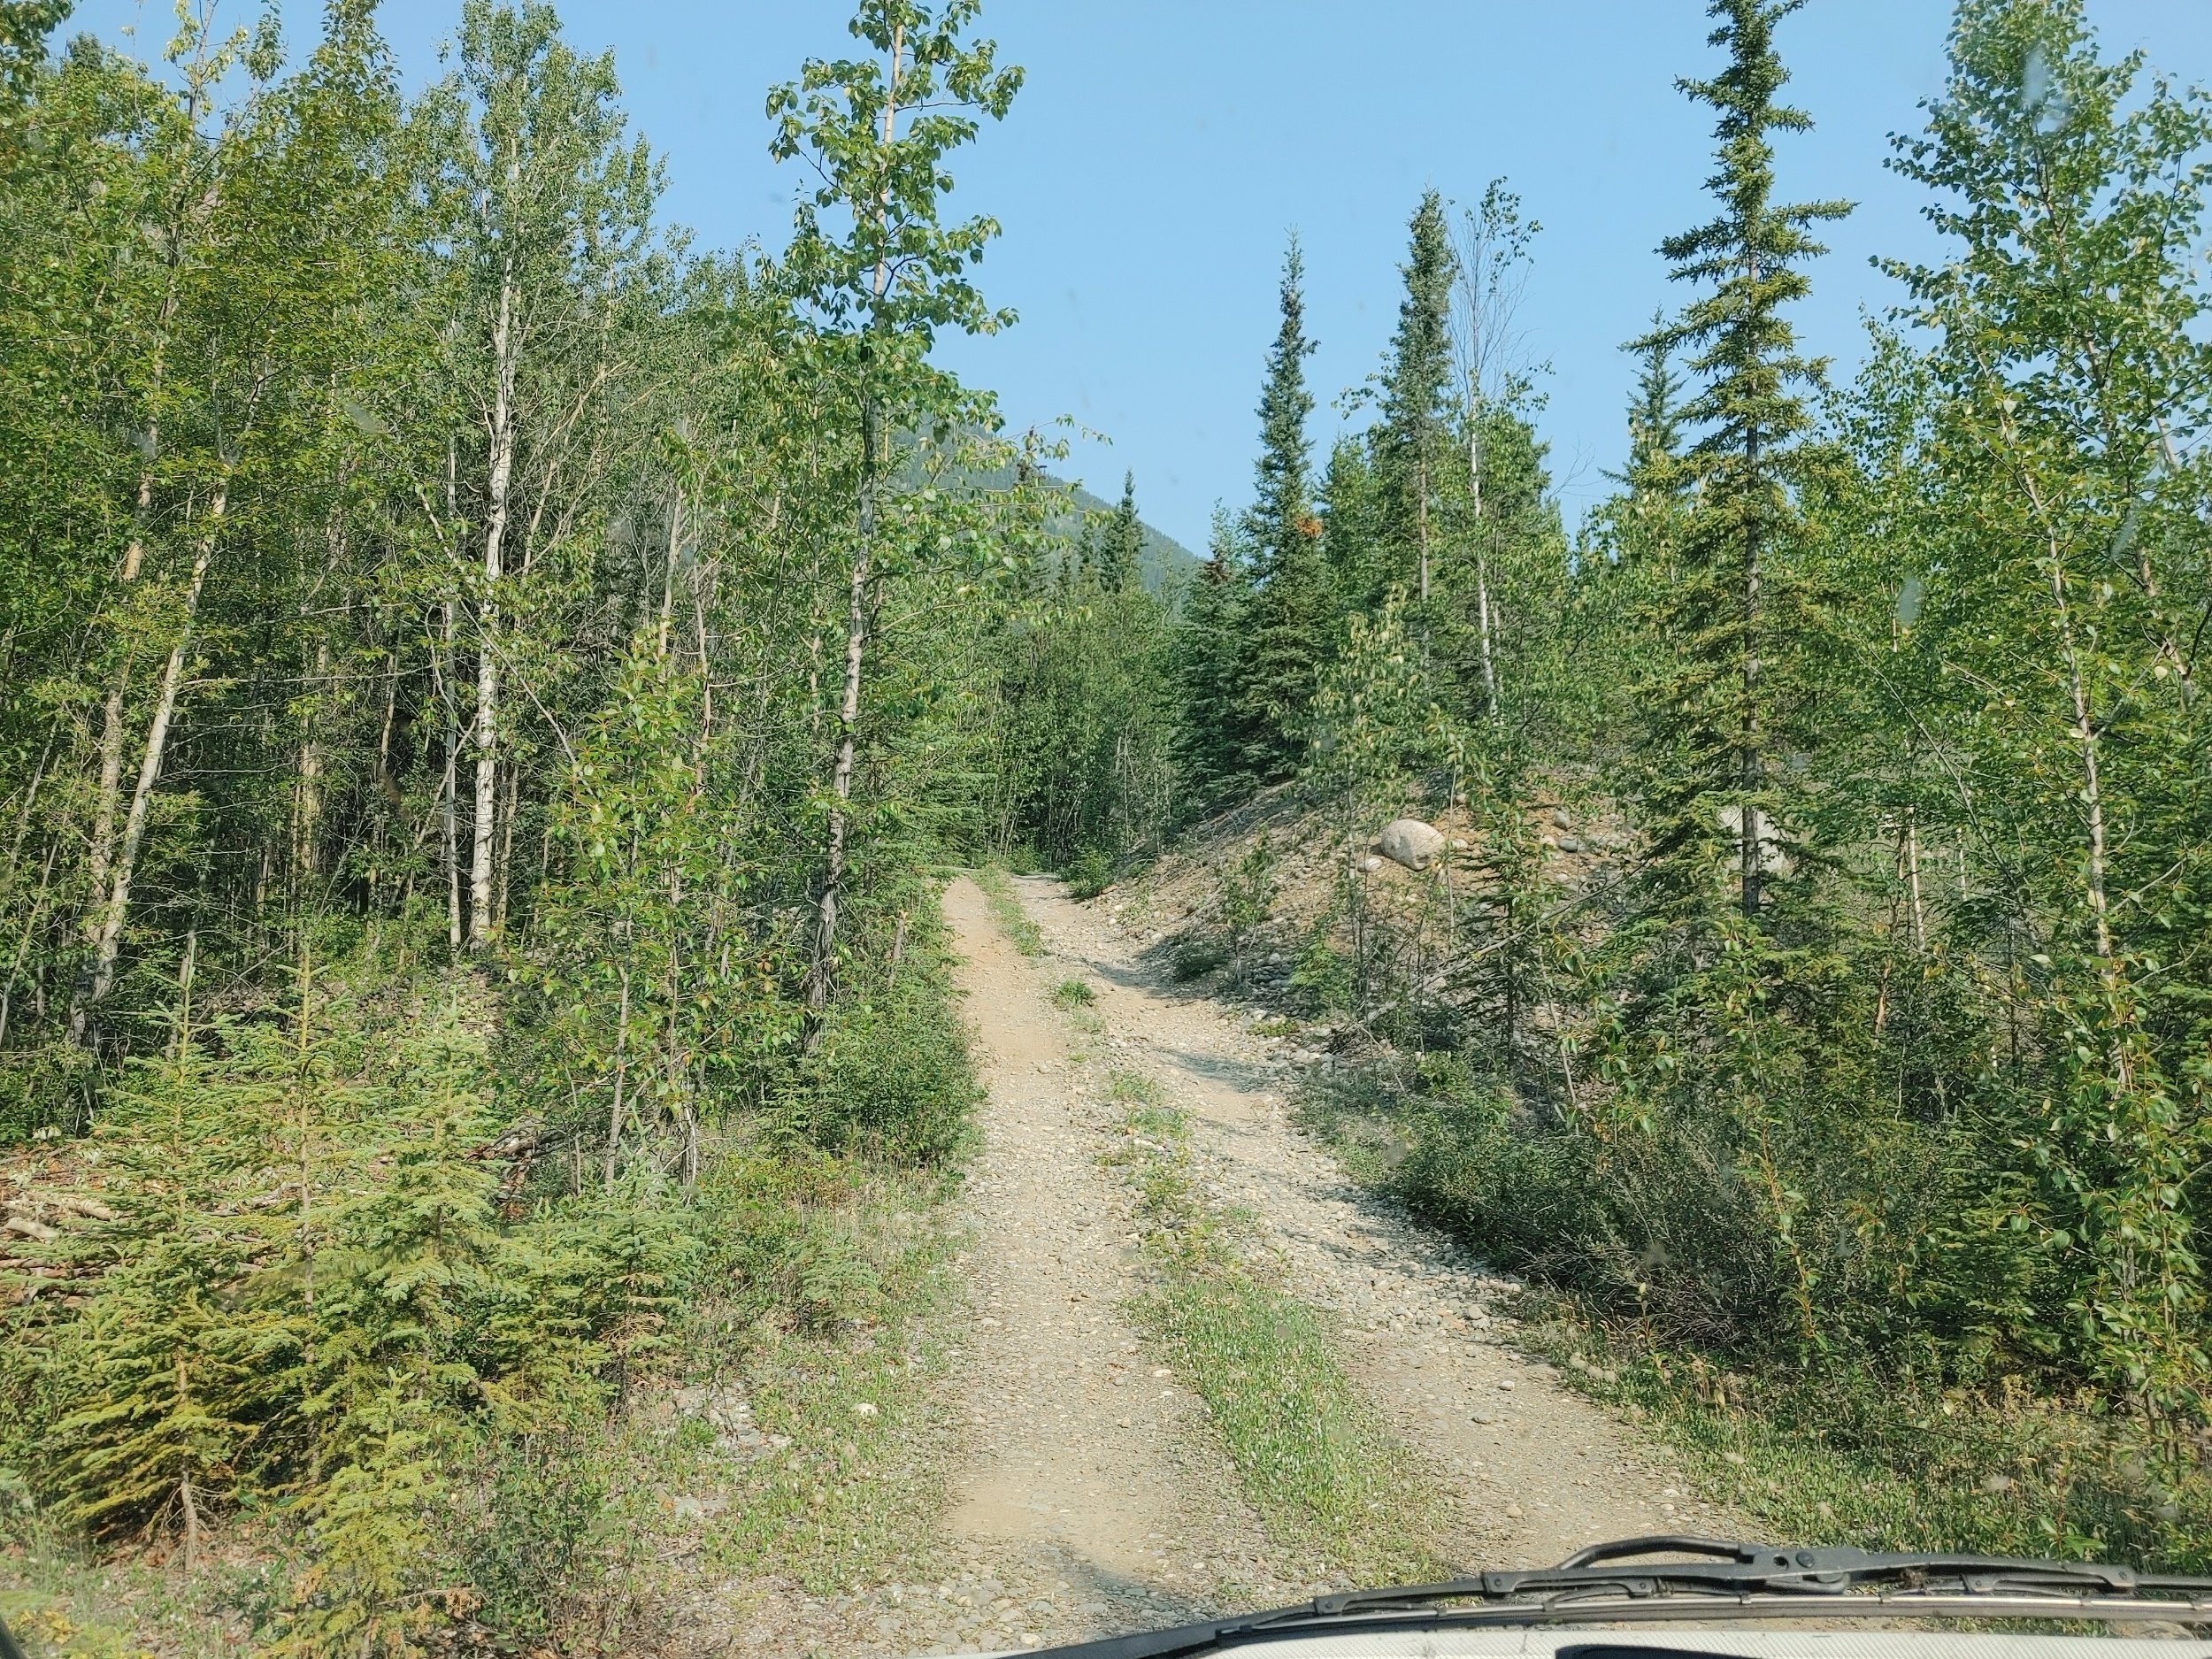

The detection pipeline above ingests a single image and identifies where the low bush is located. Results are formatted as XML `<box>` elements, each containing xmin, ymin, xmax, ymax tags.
<box><xmin>805</xmin><ymin>959</ymin><xmax>980</xmax><ymax>1170</ymax></box>
<box><xmin>1065</xmin><ymin>848</ymin><xmax>1115</xmax><ymax>900</ymax></box>
<box><xmin>0</xmin><ymin>964</ymin><xmax>699</xmax><ymax>1654</ymax></box>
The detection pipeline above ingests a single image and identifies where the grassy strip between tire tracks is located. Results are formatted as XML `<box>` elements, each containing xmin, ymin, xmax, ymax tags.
<box><xmin>970</xmin><ymin>864</ymin><xmax>1046</xmax><ymax>956</ymax></box>
<box><xmin>1101</xmin><ymin>1071</ymin><xmax>1452</xmax><ymax>1586</ymax></box>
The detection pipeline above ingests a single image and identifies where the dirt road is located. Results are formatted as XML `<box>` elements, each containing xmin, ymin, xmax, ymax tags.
<box><xmin>718</xmin><ymin>873</ymin><xmax>1727</xmax><ymax>1658</ymax></box>
<box><xmin>914</xmin><ymin>876</ymin><xmax>1728</xmax><ymax>1644</ymax></box>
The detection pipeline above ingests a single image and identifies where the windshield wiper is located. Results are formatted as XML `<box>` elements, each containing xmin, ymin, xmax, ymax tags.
<box><xmin>1040</xmin><ymin>1535</ymin><xmax>2212</xmax><ymax>1659</ymax></box>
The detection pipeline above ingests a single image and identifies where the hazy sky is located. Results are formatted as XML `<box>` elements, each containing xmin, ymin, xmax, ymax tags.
<box><xmin>78</xmin><ymin>0</ymin><xmax>2212</xmax><ymax>550</ymax></box>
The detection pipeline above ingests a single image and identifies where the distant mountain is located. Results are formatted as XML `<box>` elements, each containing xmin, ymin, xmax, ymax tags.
<box><xmin>935</xmin><ymin>443</ymin><xmax>1201</xmax><ymax>595</ymax></box>
<box><xmin>1050</xmin><ymin>475</ymin><xmax>1202</xmax><ymax>594</ymax></box>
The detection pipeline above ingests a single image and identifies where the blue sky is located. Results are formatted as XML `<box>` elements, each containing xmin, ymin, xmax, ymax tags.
<box><xmin>82</xmin><ymin>0</ymin><xmax>2212</xmax><ymax>551</ymax></box>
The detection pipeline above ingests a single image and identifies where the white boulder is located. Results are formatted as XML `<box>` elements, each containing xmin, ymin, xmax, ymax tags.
<box><xmin>1377</xmin><ymin>818</ymin><xmax>1448</xmax><ymax>872</ymax></box>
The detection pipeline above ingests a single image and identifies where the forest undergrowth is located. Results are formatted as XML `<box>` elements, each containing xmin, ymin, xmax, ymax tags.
<box><xmin>0</xmin><ymin>913</ymin><xmax>982</xmax><ymax>1654</ymax></box>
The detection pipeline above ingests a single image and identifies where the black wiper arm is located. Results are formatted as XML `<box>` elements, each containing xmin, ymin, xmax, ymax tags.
<box><xmin>1292</xmin><ymin>1532</ymin><xmax>2212</xmax><ymax>1617</ymax></box>
<box><xmin>1035</xmin><ymin>1535</ymin><xmax>2212</xmax><ymax>1659</ymax></box>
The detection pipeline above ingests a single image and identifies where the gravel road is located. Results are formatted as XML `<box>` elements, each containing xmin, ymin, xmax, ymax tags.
<box><xmin>1006</xmin><ymin>874</ymin><xmax>1737</xmax><ymax>1568</ymax></box>
<box><xmin>706</xmin><ymin>872</ymin><xmax>1730</xmax><ymax>1659</ymax></box>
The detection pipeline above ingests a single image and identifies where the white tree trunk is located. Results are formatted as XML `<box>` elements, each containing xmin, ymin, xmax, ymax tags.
<box><xmin>471</xmin><ymin>251</ymin><xmax>519</xmax><ymax>949</ymax></box>
<box><xmin>87</xmin><ymin>437</ymin><xmax>157</xmax><ymax>926</ymax></box>
<box><xmin>69</xmin><ymin>482</ymin><xmax>226</xmax><ymax>1046</ymax></box>
<box><xmin>803</xmin><ymin>23</ymin><xmax>902</xmax><ymax>1039</ymax></box>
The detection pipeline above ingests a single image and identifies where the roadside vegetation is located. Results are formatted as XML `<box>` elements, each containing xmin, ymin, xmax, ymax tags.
<box><xmin>0</xmin><ymin>0</ymin><xmax>1022</xmax><ymax>1649</ymax></box>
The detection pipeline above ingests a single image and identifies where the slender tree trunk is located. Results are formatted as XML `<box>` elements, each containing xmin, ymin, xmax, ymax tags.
<box><xmin>68</xmin><ymin>483</ymin><xmax>226</xmax><ymax>1047</ymax></box>
<box><xmin>1468</xmin><ymin>422</ymin><xmax>1499</xmax><ymax>718</ymax></box>
<box><xmin>657</xmin><ymin>483</ymin><xmax>682</xmax><ymax>660</ymax></box>
<box><xmin>1740</xmin><ymin>411</ymin><xmax>1763</xmax><ymax>919</ymax></box>
<box><xmin>0</xmin><ymin>837</ymin><xmax>60</xmax><ymax>1048</ymax></box>
<box><xmin>494</xmin><ymin>759</ymin><xmax>520</xmax><ymax>934</ymax></box>
<box><xmin>803</xmin><ymin>22</ymin><xmax>902</xmax><ymax>1044</ymax></box>
<box><xmin>439</xmin><ymin>443</ymin><xmax>464</xmax><ymax>951</ymax></box>
<box><xmin>472</xmin><ymin>244</ymin><xmax>520</xmax><ymax>949</ymax></box>
<box><xmin>1415</xmin><ymin>456</ymin><xmax>1431</xmax><ymax>604</ymax></box>
<box><xmin>4</xmin><ymin>726</ymin><xmax>55</xmax><ymax>901</ymax></box>
<box><xmin>603</xmin><ymin>958</ymin><xmax>633</xmax><ymax>1187</ymax></box>
<box><xmin>805</xmin><ymin>488</ymin><xmax>872</xmax><ymax>1035</ymax></box>
<box><xmin>88</xmin><ymin>434</ymin><xmax>158</xmax><ymax>926</ymax></box>
<box><xmin>2046</xmin><ymin>546</ymin><xmax>2116</xmax><ymax>964</ymax></box>
<box><xmin>441</xmin><ymin>600</ymin><xmax>464</xmax><ymax>952</ymax></box>
<box><xmin>1904</xmin><ymin>805</ymin><xmax>1927</xmax><ymax>953</ymax></box>
<box><xmin>293</xmin><ymin>635</ymin><xmax>330</xmax><ymax>900</ymax></box>
<box><xmin>1475</xmin><ymin>552</ymin><xmax>1499</xmax><ymax>718</ymax></box>
<box><xmin>2011</xmin><ymin>452</ymin><xmax>2118</xmax><ymax>972</ymax></box>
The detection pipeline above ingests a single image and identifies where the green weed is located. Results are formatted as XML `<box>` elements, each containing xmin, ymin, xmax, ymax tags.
<box><xmin>1107</xmin><ymin>1069</ymin><xmax>1163</xmax><ymax>1105</ymax></box>
<box><xmin>1066</xmin><ymin>848</ymin><xmax>1115</xmax><ymax>901</ymax></box>
<box><xmin>1105</xmin><ymin>1087</ymin><xmax>1451</xmax><ymax>1584</ymax></box>
<box><xmin>971</xmin><ymin>864</ymin><xmax>1045</xmax><ymax>956</ymax></box>
<box><xmin>691</xmin><ymin>1177</ymin><xmax>963</xmax><ymax>1595</ymax></box>
<box><xmin>1050</xmin><ymin>978</ymin><xmax>1096</xmax><ymax>1009</ymax></box>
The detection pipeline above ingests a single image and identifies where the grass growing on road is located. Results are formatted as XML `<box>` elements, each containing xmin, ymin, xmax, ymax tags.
<box><xmin>972</xmin><ymin>864</ymin><xmax>1045</xmax><ymax>956</ymax></box>
<box><xmin>1103</xmin><ymin>1071</ymin><xmax>1451</xmax><ymax>1586</ymax></box>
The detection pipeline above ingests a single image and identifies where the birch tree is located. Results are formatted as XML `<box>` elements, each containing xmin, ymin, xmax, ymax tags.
<box><xmin>424</xmin><ymin>0</ymin><xmax>658</xmax><ymax>950</ymax></box>
<box><xmin>768</xmin><ymin>0</ymin><xmax>1020</xmax><ymax>1032</ymax></box>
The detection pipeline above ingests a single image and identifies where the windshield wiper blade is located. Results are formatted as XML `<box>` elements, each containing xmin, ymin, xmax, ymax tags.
<box><xmin>1034</xmin><ymin>1535</ymin><xmax>2212</xmax><ymax>1659</ymax></box>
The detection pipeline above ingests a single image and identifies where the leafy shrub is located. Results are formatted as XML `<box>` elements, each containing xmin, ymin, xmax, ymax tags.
<box><xmin>456</xmin><ymin>1433</ymin><xmax>612</xmax><ymax>1639</ymax></box>
<box><xmin>806</xmin><ymin>955</ymin><xmax>979</xmax><ymax>1169</ymax></box>
<box><xmin>1066</xmin><ymin>848</ymin><xmax>1114</xmax><ymax>900</ymax></box>
<box><xmin>713</xmin><ymin>1158</ymin><xmax>889</xmax><ymax>1335</ymax></box>
<box><xmin>1291</xmin><ymin>933</ymin><xmax>1355</xmax><ymax>1013</ymax></box>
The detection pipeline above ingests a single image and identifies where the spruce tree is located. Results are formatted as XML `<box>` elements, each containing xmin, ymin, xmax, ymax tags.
<box><xmin>1098</xmin><ymin>470</ymin><xmax>1144</xmax><ymax>595</ymax></box>
<box><xmin>1624</xmin><ymin>316</ymin><xmax>1686</xmax><ymax>510</ymax></box>
<box><xmin>1172</xmin><ymin>507</ymin><xmax>1253</xmax><ymax>809</ymax></box>
<box><xmin>1317</xmin><ymin>435</ymin><xmax>1382</xmax><ymax>606</ymax></box>
<box><xmin>1639</xmin><ymin>0</ymin><xmax>1848</xmax><ymax>921</ymax></box>
<box><xmin>1376</xmin><ymin>190</ymin><xmax>1455</xmax><ymax>605</ymax></box>
<box><xmin>1587</xmin><ymin>319</ymin><xmax>1689</xmax><ymax>572</ymax></box>
<box><xmin>1233</xmin><ymin>236</ymin><xmax>1333</xmax><ymax>778</ymax></box>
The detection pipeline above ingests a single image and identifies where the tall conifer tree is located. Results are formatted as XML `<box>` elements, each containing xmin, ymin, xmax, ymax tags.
<box><xmin>1173</xmin><ymin>506</ymin><xmax>1253</xmax><ymax>807</ymax></box>
<box><xmin>1098</xmin><ymin>469</ymin><xmax>1143</xmax><ymax>595</ymax></box>
<box><xmin>1377</xmin><ymin>190</ymin><xmax>1455</xmax><ymax>606</ymax></box>
<box><xmin>1640</xmin><ymin>0</ymin><xmax>1848</xmax><ymax>921</ymax></box>
<box><xmin>1234</xmin><ymin>236</ymin><xmax>1333</xmax><ymax>777</ymax></box>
